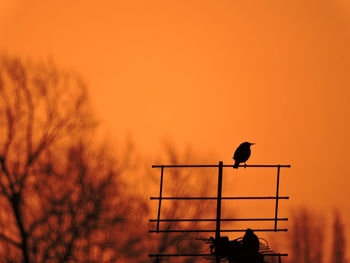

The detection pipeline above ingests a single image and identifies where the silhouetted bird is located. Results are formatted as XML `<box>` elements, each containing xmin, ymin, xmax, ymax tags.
<box><xmin>242</xmin><ymin>228</ymin><xmax>259</xmax><ymax>253</ymax></box>
<box><xmin>233</xmin><ymin>142</ymin><xmax>254</xmax><ymax>169</ymax></box>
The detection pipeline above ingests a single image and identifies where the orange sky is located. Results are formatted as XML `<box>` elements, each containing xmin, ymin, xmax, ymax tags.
<box><xmin>1</xmin><ymin>0</ymin><xmax>350</xmax><ymax>257</ymax></box>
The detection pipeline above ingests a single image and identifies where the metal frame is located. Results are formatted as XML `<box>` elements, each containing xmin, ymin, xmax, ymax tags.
<box><xmin>149</xmin><ymin>162</ymin><xmax>291</xmax><ymax>262</ymax></box>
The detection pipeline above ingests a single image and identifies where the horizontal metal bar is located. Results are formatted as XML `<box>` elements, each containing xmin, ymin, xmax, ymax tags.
<box><xmin>149</xmin><ymin>253</ymin><xmax>288</xmax><ymax>257</ymax></box>
<box><xmin>151</xmin><ymin>196</ymin><xmax>289</xmax><ymax>200</ymax></box>
<box><xmin>149</xmin><ymin>218</ymin><xmax>288</xmax><ymax>222</ymax></box>
<box><xmin>149</xmin><ymin>254</ymin><xmax>212</xmax><ymax>257</ymax></box>
<box><xmin>152</xmin><ymin>164</ymin><xmax>291</xmax><ymax>168</ymax></box>
<box><xmin>149</xmin><ymin>229</ymin><xmax>288</xmax><ymax>233</ymax></box>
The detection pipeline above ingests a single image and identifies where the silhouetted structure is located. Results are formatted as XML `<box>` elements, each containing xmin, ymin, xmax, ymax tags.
<box><xmin>233</xmin><ymin>142</ymin><xmax>254</xmax><ymax>169</ymax></box>
<box><xmin>209</xmin><ymin>231</ymin><xmax>265</xmax><ymax>263</ymax></box>
<box><xmin>149</xmin><ymin>162</ymin><xmax>290</xmax><ymax>263</ymax></box>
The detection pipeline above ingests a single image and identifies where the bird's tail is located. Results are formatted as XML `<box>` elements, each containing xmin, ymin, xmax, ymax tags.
<box><xmin>233</xmin><ymin>161</ymin><xmax>239</xmax><ymax>169</ymax></box>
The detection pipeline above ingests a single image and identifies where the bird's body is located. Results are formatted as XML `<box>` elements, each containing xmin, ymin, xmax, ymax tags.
<box><xmin>242</xmin><ymin>228</ymin><xmax>260</xmax><ymax>253</ymax></box>
<box><xmin>233</xmin><ymin>142</ymin><xmax>254</xmax><ymax>168</ymax></box>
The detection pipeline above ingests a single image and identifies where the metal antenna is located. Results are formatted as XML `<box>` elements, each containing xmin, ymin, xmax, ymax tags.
<box><xmin>215</xmin><ymin>161</ymin><xmax>223</xmax><ymax>263</ymax></box>
<box><xmin>149</xmin><ymin>162</ymin><xmax>291</xmax><ymax>262</ymax></box>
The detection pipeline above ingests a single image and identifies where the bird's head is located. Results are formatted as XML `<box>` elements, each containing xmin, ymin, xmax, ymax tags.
<box><xmin>243</xmin><ymin>142</ymin><xmax>255</xmax><ymax>147</ymax></box>
<box><xmin>245</xmin><ymin>228</ymin><xmax>255</xmax><ymax>236</ymax></box>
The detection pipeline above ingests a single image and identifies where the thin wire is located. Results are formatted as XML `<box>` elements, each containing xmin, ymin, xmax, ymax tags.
<box><xmin>176</xmin><ymin>237</ymin><xmax>211</xmax><ymax>254</ymax></box>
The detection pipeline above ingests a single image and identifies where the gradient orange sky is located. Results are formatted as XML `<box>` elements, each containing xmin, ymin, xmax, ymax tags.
<box><xmin>1</xmin><ymin>0</ymin><xmax>350</xmax><ymax>256</ymax></box>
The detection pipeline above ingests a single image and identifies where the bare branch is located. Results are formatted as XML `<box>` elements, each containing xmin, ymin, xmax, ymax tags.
<box><xmin>0</xmin><ymin>158</ymin><xmax>14</xmax><ymax>198</ymax></box>
<box><xmin>0</xmin><ymin>83</ymin><xmax>14</xmax><ymax>160</ymax></box>
<box><xmin>21</xmin><ymin>76</ymin><xmax>34</xmax><ymax>171</ymax></box>
<box><xmin>0</xmin><ymin>232</ymin><xmax>21</xmax><ymax>248</ymax></box>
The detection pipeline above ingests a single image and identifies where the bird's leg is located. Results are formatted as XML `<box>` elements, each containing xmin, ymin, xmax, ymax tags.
<box><xmin>244</xmin><ymin>163</ymin><xmax>247</xmax><ymax>169</ymax></box>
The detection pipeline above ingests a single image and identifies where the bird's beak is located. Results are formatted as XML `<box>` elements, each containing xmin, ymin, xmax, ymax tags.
<box><xmin>250</xmin><ymin>143</ymin><xmax>255</xmax><ymax>145</ymax></box>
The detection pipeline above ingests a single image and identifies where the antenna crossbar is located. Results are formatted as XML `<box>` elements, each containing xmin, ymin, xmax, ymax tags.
<box><xmin>151</xmin><ymin>196</ymin><xmax>289</xmax><ymax>200</ymax></box>
<box><xmin>152</xmin><ymin>164</ymin><xmax>291</xmax><ymax>168</ymax></box>
<box><xmin>149</xmin><ymin>228</ymin><xmax>288</xmax><ymax>233</ymax></box>
<box><xmin>149</xmin><ymin>253</ymin><xmax>289</xmax><ymax>257</ymax></box>
<box><xmin>149</xmin><ymin>218</ymin><xmax>288</xmax><ymax>222</ymax></box>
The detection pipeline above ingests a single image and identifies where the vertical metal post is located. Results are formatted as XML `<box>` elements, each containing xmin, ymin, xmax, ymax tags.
<box><xmin>156</xmin><ymin>166</ymin><xmax>164</xmax><ymax>233</ymax></box>
<box><xmin>156</xmin><ymin>255</ymin><xmax>159</xmax><ymax>263</ymax></box>
<box><xmin>278</xmin><ymin>254</ymin><xmax>281</xmax><ymax>263</ymax></box>
<box><xmin>216</xmin><ymin>161</ymin><xmax>223</xmax><ymax>263</ymax></box>
<box><xmin>274</xmin><ymin>165</ymin><xmax>281</xmax><ymax>231</ymax></box>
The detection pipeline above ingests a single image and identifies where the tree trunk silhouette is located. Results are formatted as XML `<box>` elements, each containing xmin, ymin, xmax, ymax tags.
<box><xmin>10</xmin><ymin>192</ymin><xmax>30</xmax><ymax>263</ymax></box>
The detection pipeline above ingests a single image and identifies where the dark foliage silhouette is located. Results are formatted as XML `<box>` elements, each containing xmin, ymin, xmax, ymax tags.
<box><xmin>233</xmin><ymin>142</ymin><xmax>254</xmax><ymax>169</ymax></box>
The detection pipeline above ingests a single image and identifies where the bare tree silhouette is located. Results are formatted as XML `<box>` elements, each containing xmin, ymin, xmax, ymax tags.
<box><xmin>0</xmin><ymin>55</ymin><xmax>147</xmax><ymax>263</ymax></box>
<box><xmin>330</xmin><ymin>209</ymin><xmax>346</xmax><ymax>263</ymax></box>
<box><xmin>288</xmin><ymin>208</ymin><xmax>325</xmax><ymax>263</ymax></box>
